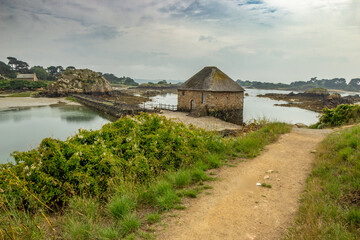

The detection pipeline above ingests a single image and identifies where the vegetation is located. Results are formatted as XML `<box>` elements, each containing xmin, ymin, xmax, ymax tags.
<box><xmin>285</xmin><ymin>126</ymin><xmax>360</xmax><ymax>239</ymax></box>
<box><xmin>238</xmin><ymin>77</ymin><xmax>360</xmax><ymax>92</ymax></box>
<box><xmin>304</xmin><ymin>87</ymin><xmax>328</xmax><ymax>95</ymax></box>
<box><xmin>1</xmin><ymin>57</ymin><xmax>137</xmax><ymax>89</ymax></box>
<box><xmin>139</xmin><ymin>80</ymin><xmax>178</xmax><ymax>88</ymax></box>
<box><xmin>0</xmin><ymin>79</ymin><xmax>47</xmax><ymax>90</ymax></box>
<box><xmin>30</xmin><ymin>66</ymin><xmax>51</xmax><ymax>80</ymax></box>
<box><xmin>0</xmin><ymin>114</ymin><xmax>290</xmax><ymax>239</ymax></box>
<box><xmin>102</xmin><ymin>73</ymin><xmax>138</xmax><ymax>86</ymax></box>
<box><xmin>312</xmin><ymin>104</ymin><xmax>360</xmax><ymax>128</ymax></box>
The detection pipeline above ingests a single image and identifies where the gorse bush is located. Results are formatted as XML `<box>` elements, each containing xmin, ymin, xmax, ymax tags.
<box><xmin>0</xmin><ymin>114</ymin><xmax>223</xmax><ymax>210</ymax></box>
<box><xmin>312</xmin><ymin>104</ymin><xmax>360</xmax><ymax>128</ymax></box>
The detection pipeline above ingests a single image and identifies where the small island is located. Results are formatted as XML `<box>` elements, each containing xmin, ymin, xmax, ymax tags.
<box><xmin>257</xmin><ymin>88</ymin><xmax>360</xmax><ymax>112</ymax></box>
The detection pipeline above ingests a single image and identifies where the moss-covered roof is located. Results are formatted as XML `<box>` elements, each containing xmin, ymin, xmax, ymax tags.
<box><xmin>178</xmin><ymin>67</ymin><xmax>244</xmax><ymax>92</ymax></box>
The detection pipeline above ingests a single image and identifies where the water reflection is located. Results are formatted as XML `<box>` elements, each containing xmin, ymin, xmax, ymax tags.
<box><xmin>0</xmin><ymin>105</ymin><xmax>111</xmax><ymax>163</ymax></box>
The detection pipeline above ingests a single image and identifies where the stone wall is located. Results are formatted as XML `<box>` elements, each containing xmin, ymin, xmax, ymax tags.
<box><xmin>177</xmin><ymin>90</ymin><xmax>244</xmax><ymax>124</ymax></box>
<box><xmin>73</xmin><ymin>94</ymin><xmax>157</xmax><ymax>118</ymax></box>
<box><xmin>178</xmin><ymin>90</ymin><xmax>243</xmax><ymax>111</ymax></box>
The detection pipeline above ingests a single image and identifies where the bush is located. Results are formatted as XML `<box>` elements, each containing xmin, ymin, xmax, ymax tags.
<box><xmin>312</xmin><ymin>104</ymin><xmax>360</xmax><ymax>128</ymax></box>
<box><xmin>0</xmin><ymin>79</ymin><xmax>47</xmax><ymax>90</ymax></box>
<box><xmin>0</xmin><ymin>114</ymin><xmax>221</xmax><ymax>210</ymax></box>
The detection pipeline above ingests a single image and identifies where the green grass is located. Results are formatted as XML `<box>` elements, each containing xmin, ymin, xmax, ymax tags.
<box><xmin>285</xmin><ymin>126</ymin><xmax>360</xmax><ymax>240</ymax></box>
<box><xmin>7</xmin><ymin>91</ymin><xmax>34</xmax><ymax>97</ymax></box>
<box><xmin>0</xmin><ymin>114</ymin><xmax>291</xmax><ymax>239</ymax></box>
<box><xmin>108</xmin><ymin>194</ymin><xmax>136</xmax><ymax>220</ymax></box>
<box><xmin>120</xmin><ymin>214</ymin><xmax>141</xmax><ymax>235</ymax></box>
<box><xmin>65</xmin><ymin>96</ymin><xmax>79</xmax><ymax>102</ymax></box>
<box><xmin>261</xmin><ymin>183</ymin><xmax>272</xmax><ymax>188</ymax></box>
<box><xmin>146</xmin><ymin>213</ymin><xmax>161</xmax><ymax>224</ymax></box>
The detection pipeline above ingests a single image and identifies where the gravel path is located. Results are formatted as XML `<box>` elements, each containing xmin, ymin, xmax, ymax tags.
<box><xmin>159</xmin><ymin>110</ymin><xmax>242</xmax><ymax>131</ymax></box>
<box><xmin>156</xmin><ymin>127</ymin><xmax>333</xmax><ymax>240</ymax></box>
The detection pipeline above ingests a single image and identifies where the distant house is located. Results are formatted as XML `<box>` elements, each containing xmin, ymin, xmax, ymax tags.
<box><xmin>16</xmin><ymin>73</ymin><xmax>38</xmax><ymax>81</ymax></box>
<box><xmin>177</xmin><ymin>66</ymin><xmax>244</xmax><ymax>124</ymax></box>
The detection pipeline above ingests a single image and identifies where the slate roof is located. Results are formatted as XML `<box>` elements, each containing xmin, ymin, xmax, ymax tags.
<box><xmin>17</xmin><ymin>74</ymin><xmax>36</xmax><ymax>79</ymax></box>
<box><xmin>178</xmin><ymin>66</ymin><xmax>244</xmax><ymax>92</ymax></box>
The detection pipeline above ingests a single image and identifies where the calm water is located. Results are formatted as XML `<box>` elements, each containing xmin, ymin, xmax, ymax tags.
<box><xmin>145</xmin><ymin>88</ymin><xmax>320</xmax><ymax>125</ymax></box>
<box><xmin>0</xmin><ymin>105</ymin><xmax>110</xmax><ymax>163</ymax></box>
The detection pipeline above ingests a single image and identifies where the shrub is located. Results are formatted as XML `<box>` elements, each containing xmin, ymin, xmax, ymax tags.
<box><xmin>0</xmin><ymin>114</ymin><xmax>220</xmax><ymax>210</ymax></box>
<box><xmin>312</xmin><ymin>104</ymin><xmax>360</xmax><ymax>128</ymax></box>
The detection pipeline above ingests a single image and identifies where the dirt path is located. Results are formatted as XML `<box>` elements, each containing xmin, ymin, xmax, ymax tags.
<box><xmin>156</xmin><ymin>127</ymin><xmax>333</xmax><ymax>240</ymax></box>
<box><xmin>159</xmin><ymin>110</ymin><xmax>242</xmax><ymax>131</ymax></box>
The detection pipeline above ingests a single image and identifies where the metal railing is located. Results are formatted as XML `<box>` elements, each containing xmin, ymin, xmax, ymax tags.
<box><xmin>142</xmin><ymin>103</ymin><xmax>177</xmax><ymax>111</ymax></box>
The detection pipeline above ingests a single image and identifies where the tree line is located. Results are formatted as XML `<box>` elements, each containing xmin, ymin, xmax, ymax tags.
<box><xmin>0</xmin><ymin>56</ymin><xmax>138</xmax><ymax>86</ymax></box>
<box><xmin>237</xmin><ymin>77</ymin><xmax>360</xmax><ymax>92</ymax></box>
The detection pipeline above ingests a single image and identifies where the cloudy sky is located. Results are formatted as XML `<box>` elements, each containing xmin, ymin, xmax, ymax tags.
<box><xmin>1</xmin><ymin>0</ymin><xmax>359</xmax><ymax>82</ymax></box>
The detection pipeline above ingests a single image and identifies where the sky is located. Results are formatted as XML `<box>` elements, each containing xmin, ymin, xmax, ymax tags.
<box><xmin>1</xmin><ymin>0</ymin><xmax>359</xmax><ymax>83</ymax></box>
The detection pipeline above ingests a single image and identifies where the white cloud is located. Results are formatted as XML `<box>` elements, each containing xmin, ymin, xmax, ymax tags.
<box><xmin>0</xmin><ymin>0</ymin><xmax>359</xmax><ymax>82</ymax></box>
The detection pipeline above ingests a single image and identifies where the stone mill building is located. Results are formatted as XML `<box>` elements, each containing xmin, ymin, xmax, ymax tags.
<box><xmin>177</xmin><ymin>66</ymin><xmax>244</xmax><ymax>124</ymax></box>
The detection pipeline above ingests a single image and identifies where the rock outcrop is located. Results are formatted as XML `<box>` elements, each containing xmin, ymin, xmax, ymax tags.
<box><xmin>48</xmin><ymin>69</ymin><xmax>112</xmax><ymax>96</ymax></box>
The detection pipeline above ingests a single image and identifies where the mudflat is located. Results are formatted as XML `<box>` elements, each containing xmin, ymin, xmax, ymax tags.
<box><xmin>0</xmin><ymin>97</ymin><xmax>80</xmax><ymax>111</ymax></box>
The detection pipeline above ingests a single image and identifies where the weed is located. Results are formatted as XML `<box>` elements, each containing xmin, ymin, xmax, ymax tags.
<box><xmin>191</xmin><ymin>168</ymin><xmax>213</xmax><ymax>182</ymax></box>
<box><xmin>261</xmin><ymin>183</ymin><xmax>272</xmax><ymax>188</ymax></box>
<box><xmin>167</xmin><ymin>170</ymin><xmax>192</xmax><ymax>189</ymax></box>
<box><xmin>108</xmin><ymin>194</ymin><xmax>136</xmax><ymax>220</ymax></box>
<box><xmin>173</xmin><ymin>205</ymin><xmax>186</xmax><ymax>210</ymax></box>
<box><xmin>121</xmin><ymin>214</ymin><xmax>141</xmax><ymax>235</ymax></box>
<box><xmin>146</xmin><ymin>213</ymin><xmax>161</xmax><ymax>224</ymax></box>
<box><xmin>177</xmin><ymin>189</ymin><xmax>197</xmax><ymax>198</ymax></box>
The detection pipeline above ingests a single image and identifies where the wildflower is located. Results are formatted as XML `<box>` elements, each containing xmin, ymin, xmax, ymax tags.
<box><xmin>78</xmin><ymin>135</ymin><xmax>83</xmax><ymax>139</ymax></box>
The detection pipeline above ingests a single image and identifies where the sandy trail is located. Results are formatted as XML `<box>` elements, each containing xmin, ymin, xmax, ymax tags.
<box><xmin>159</xmin><ymin>110</ymin><xmax>242</xmax><ymax>131</ymax></box>
<box><xmin>156</xmin><ymin>127</ymin><xmax>332</xmax><ymax>240</ymax></box>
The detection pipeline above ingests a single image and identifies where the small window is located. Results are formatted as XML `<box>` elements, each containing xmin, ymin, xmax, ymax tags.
<box><xmin>182</xmin><ymin>91</ymin><xmax>185</xmax><ymax>96</ymax></box>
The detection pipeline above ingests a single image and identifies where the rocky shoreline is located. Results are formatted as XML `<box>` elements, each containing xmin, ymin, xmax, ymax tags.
<box><xmin>258</xmin><ymin>91</ymin><xmax>360</xmax><ymax>112</ymax></box>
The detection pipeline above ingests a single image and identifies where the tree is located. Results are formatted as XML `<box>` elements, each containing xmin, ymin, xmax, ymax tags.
<box><xmin>124</xmin><ymin>77</ymin><xmax>138</xmax><ymax>86</ymax></box>
<box><xmin>7</xmin><ymin>57</ymin><xmax>30</xmax><ymax>73</ymax></box>
<box><xmin>47</xmin><ymin>66</ymin><xmax>64</xmax><ymax>76</ymax></box>
<box><xmin>66</xmin><ymin>66</ymin><xmax>76</xmax><ymax>70</ymax></box>
<box><xmin>0</xmin><ymin>61</ymin><xmax>16</xmax><ymax>78</ymax></box>
<box><xmin>7</xmin><ymin>57</ymin><xmax>17</xmax><ymax>70</ymax></box>
<box><xmin>157</xmin><ymin>80</ymin><xmax>167</xmax><ymax>85</ymax></box>
<box><xmin>30</xmin><ymin>66</ymin><xmax>50</xmax><ymax>80</ymax></box>
<box><xmin>47</xmin><ymin>66</ymin><xmax>57</xmax><ymax>75</ymax></box>
<box><xmin>349</xmin><ymin>78</ymin><xmax>360</xmax><ymax>91</ymax></box>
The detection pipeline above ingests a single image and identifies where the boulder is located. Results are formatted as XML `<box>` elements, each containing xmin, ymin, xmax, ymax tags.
<box><xmin>295</xmin><ymin>123</ymin><xmax>308</xmax><ymax>128</ymax></box>
<box><xmin>327</xmin><ymin>93</ymin><xmax>341</xmax><ymax>100</ymax></box>
<box><xmin>48</xmin><ymin>69</ymin><xmax>112</xmax><ymax>96</ymax></box>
